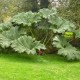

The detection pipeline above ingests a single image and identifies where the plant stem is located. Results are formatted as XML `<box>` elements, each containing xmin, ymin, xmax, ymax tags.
<box><xmin>43</xmin><ymin>30</ymin><xmax>48</xmax><ymax>44</ymax></box>
<box><xmin>29</xmin><ymin>27</ymin><xmax>34</xmax><ymax>37</ymax></box>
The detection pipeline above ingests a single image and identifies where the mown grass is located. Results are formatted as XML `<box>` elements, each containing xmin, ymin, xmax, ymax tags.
<box><xmin>0</xmin><ymin>53</ymin><xmax>80</xmax><ymax>80</ymax></box>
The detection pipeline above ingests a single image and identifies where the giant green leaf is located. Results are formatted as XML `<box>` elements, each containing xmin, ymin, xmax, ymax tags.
<box><xmin>11</xmin><ymin>12</ymin><xmax>41</xmax><ymax>26</ymax></box>
<box><xmin>0</xmin><ymin>22</ymin><xmax>12</xmax><ymax>31</ymax></box>
<box><xmin>39</xmin><ymin>8</ymin><xmax>57</xmax><ymax>18</ymax></box>
<box><xmin>48</xmin><ymin>15</ymin><xmax>63</xmax><ymax>27</ymax></box>
<box><xmin>0</xmin><ymin>27</ymin><xmax>21</xmax><ymax>48</ymax></box>
<box><xmin>53</xmin><ymin>35</ymin><xmax>69</xmax><ymax>48</ymax></box>
<box><xmin>75</xmin><ymin>29</ymin><xmax>80</xmax><ymax>38</ymax></box>
<box><xmin>11</xmin><ymin>35</ymin><xmax>46</xmax><ymax>54</ymax></box>
<box><xmin>58</xmin><ymin>45</ymin><xmax>80</xmax><ymax>60</ymax></box>
<box><xmin>49</xmin><ymin>17</ymin><xmax>76</xmax><ymax>33</ymax></box>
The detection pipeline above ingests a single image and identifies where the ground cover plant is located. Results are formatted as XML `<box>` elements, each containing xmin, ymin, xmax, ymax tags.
<box><xmin>0</xmin><ymin>8</ymin><xmax>80</xmax><ymax>61</ymax></box>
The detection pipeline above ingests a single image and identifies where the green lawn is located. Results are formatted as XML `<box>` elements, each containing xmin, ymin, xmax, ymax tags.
<box><xmin>0</xmin><ymin>53</ymin><xmax>80</xmax><ymax>80</ymax></box>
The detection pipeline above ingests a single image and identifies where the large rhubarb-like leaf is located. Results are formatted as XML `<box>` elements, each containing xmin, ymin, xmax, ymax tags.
<box><xmin>11</xmin><ymin>35</ymin><xmax>46</xmax><ymax>54</ymax></box>
<box><xmin>0</xmin><ymin>27</ymin><xmax>21</xmax><ymax>48</ymax></box>
<box><xmin>49</xmin><ymin>17</ymin><xmax>76</xmax><ymax>33</ymax></box>
<box><xmin>53</xmin><ymin>35</ymin><xmax>69</xmax><ymax>48</ymax></box>
<box><xmin>11</xmin><ymin>12</ymin><xmax>41</xmax><ymax>26</ymax></box>
<box><xmin>39</xmin><ymin>8</ymin><xmax>57</xmax><ymax>18</ymax></box>
<box><xmin>0</xmin><ymin>22</ymin><xmax>12</xmax><ymax>31</ymax></box>
<box><xmin>58</xmin><ymin>45</ymin><xmax>80</xmax><ymax>60</ymax></box>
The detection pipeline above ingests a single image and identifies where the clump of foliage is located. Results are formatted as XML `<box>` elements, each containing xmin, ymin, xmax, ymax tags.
<box><xmin>0</xmin><ymin>8</ymin><xmax>80</xmax><ymax>61</ymax></box>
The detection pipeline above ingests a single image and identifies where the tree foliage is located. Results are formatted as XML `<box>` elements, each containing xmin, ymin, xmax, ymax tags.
<box><xmin>57</xmin><ymin>0</ymin><xmax>80</xmax><ymax>28</ymax></box>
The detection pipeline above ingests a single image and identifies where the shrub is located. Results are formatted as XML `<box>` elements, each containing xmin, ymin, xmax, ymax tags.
<box><xmin>0</xmin><ymin>8</ymin><xmax>80</xmax><ymax>60</ymax></box>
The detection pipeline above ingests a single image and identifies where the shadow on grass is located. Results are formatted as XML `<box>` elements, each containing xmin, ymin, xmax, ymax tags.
<box><xmin>0</xmin><ymin>52</ymin><xmax>79</xmax><ymax>64</ymax></box>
